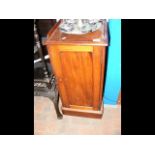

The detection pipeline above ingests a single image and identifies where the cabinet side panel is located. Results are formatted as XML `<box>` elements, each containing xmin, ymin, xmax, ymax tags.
<box><xmin>92</xmin><ymin>46</ymin><xmax>103</xmax><ymax>110</ymax></box>
<box><xmin>99</xmin><ymin>47</ymin><xmax>106</xmax><ymax>109</ymax></box>
<box><xmin>47</xmin><ymin>45</ymin><xmax>70</xmax><ymax>107</ymax></box>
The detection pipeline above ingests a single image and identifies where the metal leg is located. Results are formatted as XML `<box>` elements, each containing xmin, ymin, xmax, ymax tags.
<box><xmin>34</xmin><ymin>86</ymin><xmax>63</xmax><ymax>119</ymax></box>
<box><xmin>49</xmin><ymin>93</ymin><xmax>63</xmax><ymax>119</ymax></box>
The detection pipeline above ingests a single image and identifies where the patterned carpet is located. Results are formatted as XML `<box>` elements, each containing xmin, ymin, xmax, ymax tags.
<box><xmin>34</xmin><ymin>96</ymin><xmax>121</xmax><ymax>135</ymax></box>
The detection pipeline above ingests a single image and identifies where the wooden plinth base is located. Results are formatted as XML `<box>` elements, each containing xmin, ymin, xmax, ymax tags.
<box><xmin>62</xmin><ymin>104</ymin><xmax>104</xmax><ymax>119</ymax></box>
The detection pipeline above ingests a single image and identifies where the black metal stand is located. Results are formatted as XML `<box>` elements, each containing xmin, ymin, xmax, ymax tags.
<box><xmin>34</xmin><ymin>20</ymin><xmax>63</xmax><ymax>119</ymax></box>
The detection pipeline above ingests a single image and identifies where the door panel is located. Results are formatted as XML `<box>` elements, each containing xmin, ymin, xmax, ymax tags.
<box><xmin>59</xmin><ymin>51</ymin><xmax>93</xmax><ymax>107</ymax></box>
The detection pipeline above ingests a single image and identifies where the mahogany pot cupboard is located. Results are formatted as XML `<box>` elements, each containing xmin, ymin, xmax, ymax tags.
<box><xmin>45</xmin><ymin>20</ymin><xmax>108</xmax><ymax>118</ymax></box>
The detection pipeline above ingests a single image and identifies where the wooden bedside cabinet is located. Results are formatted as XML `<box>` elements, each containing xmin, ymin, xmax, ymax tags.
<box><xmin>45</xmin><ymin>20</ymin><xmax>108</xmax><ymax>118</ymax></box>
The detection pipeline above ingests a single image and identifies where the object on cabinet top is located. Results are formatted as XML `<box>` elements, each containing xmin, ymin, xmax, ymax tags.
<box><xmin>59</xmin><ymin>19</ymin><xmax>104</xmax><ymax>35</ymax></box>
<box><xmin>45</xmin><ymin>20</ymin><xmax>108</xmax><ymax>46</ymax></box>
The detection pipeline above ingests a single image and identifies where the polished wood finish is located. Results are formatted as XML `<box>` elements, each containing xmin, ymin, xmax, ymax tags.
<box><xmin>45</xmin><ymin>20</ymin><xmax>108</xmax><ymax>118</ymax></box>
<box><xmin>53</xmin><ymin>45</ymin><xmax>93</xmax><ymax>52</ymax></box>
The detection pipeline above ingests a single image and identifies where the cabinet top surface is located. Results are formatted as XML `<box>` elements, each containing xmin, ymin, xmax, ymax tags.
<box><xmin>45</xmin><ymin>20</ymin><xmax>108</xmax><ymax>46</ymax></box>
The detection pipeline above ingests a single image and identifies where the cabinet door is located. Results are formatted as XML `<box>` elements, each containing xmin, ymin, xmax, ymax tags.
<box><xmin>60</xmin><ymin>51</ymin><xmax>93</xmax><ymax>108</ymax></box>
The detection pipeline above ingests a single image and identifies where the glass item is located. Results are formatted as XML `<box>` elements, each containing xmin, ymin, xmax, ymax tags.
<box><xmin>59</xmin><ymin>23</ymin><xmax>74</xmax><ymax>32</ymax></box>
<box><xmin>64</xmin><ymin>19</ymin><xmax>78</xmax><ymax>24</ymax></box>
<box><xmin>59</xmin><ymin>19</ymin><xmax>104</xmax><ymax>34</ymax></box>
<box><xmin>88</xmin><ymin>19</ymin><xmax>100</xmax><ymax>24</ymax></box>
<box><xmin>82</xmin><ymin>19</ymin><xmax>89</xmax><ymax>24</ymax></box>
<box><xmin>81</xmin><ymin>23</ymin><xmax>91</xmax><ymax>33</ymax></box>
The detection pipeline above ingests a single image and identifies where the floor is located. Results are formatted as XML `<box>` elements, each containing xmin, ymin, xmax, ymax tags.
<box><xmin>34</xmin><ymin>96</ymin><xmax>121</xmax><ymax>135</ymax></box>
